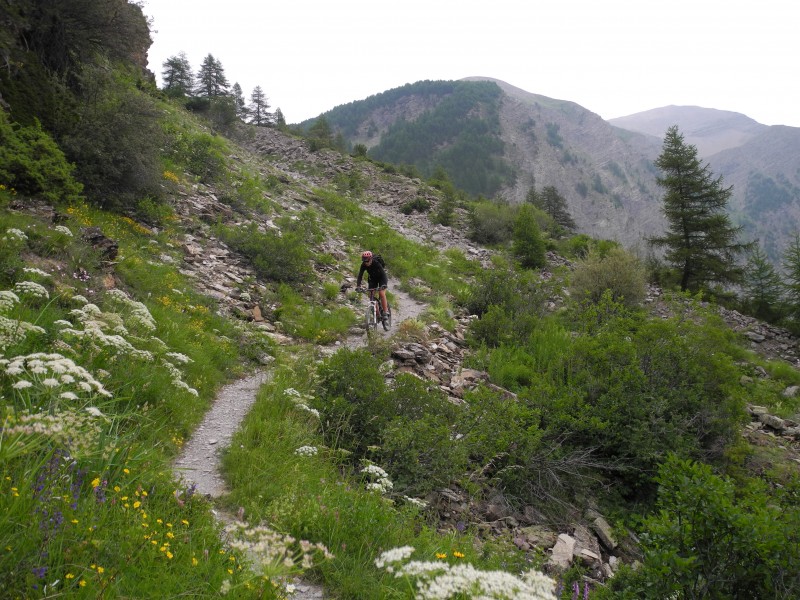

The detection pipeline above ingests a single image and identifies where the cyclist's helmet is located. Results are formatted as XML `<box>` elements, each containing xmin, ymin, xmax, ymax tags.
<box><xmin>361</xmin><ymin>250</ymin><xmax>373</xmax><ymax>262</ymax></box>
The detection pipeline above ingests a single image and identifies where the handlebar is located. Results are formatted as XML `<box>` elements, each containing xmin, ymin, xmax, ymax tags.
<box><xmin>355</xmin><ymin>285</ymin><xmax>387</xmax><ymax>293</ymax></box>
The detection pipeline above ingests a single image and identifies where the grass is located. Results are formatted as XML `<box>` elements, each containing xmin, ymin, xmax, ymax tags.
<box><xmin>222</xmin><ymin>361</ymin><xmax>535</xmax><ymax>599</ymax></box>
<box><xmin>0</xmin><ymin>193</ymin><xmax>286</xmax><ymax>598</ymax></box>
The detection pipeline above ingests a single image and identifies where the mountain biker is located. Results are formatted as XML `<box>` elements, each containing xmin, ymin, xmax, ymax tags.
<box><xmin>356</xmin><ymin>250</ymin><xmax>389</xmax><ymax>322</ymax></box>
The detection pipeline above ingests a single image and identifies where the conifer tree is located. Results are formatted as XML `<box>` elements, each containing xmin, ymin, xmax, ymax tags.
<box><xmin>650</xmin><ymin>125</ymin><xmax>751</xmax><ymax>291</ymax></box>
<box><xmin>536</xmin><ymin>185</ymin><xmax>576</xmax><ymax>231</ymax></box>
<box><xmin>512</xmin><ymin>204</ymin><xmax>546</xmax><ymax>268</ymax></box>
<box><xmin>161</xmin><ymin>52</ymin><xmax>194</xmax><ymax>97</ymax></box>
<box><xmin>195</xmin><ymin>53</ymin><xmax>229</xmax><ymax>98</ymax></box>
<box><xmin>274</xmin><ymin>108</ymin><xmax>286</xmax><ymax>130</ymax></box>
<box><xmin>743</xmin><ymin>245</ymin><xmax>784</xmax><ymax>321</ymax></box>
<box><xmin>781</xmin><ymin>234</ymin><xmax>800</xmax><ymax>323</ymax></box>
<box><xmin>248</xmin><ymin>85</ymin><xmax>271</xmax><ymax>126</ymax></box>
<box><xmin>231</xmin><ymin>82</ymin><xmax>248</xmax><ymax>120</ymax></box>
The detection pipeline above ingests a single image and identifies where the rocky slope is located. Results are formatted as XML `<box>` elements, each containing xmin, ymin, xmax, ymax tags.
<box><xmin>148</xmin><ymin>122</ymin><xmax>800</xmax><ymax>589</ymax></box>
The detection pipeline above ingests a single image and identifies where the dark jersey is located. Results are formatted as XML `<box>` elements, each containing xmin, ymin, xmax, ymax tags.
<box><xmin>357</xmin><ymin>261</ymin><xmax>388</xmax><ymax>289</ymax></box>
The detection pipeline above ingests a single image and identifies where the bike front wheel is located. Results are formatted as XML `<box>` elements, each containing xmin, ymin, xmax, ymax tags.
<box><xmin>365</xmin><ymin>305</ymin><xmax>374</xmax><ymax>332</ymax></box>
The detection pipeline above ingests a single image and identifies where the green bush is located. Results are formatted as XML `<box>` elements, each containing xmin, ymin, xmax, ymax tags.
<box><xmin>314</xmin><ymin>348</ymin><xmax>387</xmax><ymax>455</ymax></box>
<box><xmin>540</xmin><ymin>308</ymin><xmax>746</xmax><ymax>495</ymax></box>
<box><xmin>217</xmin><ymin>222</ymin><xmax>311</xmax><ymax>285</ymax></box>
<box><xmin>569</xmin><ymin>246</ymin><xmax>647</xmax><ymax>307</ymax></box>
<box><xmin>597</xmin><ymin>456</ymin><xmax>800</xmax><ymax>599</ymax></box>
<box><xmin>381</xmin><ymin>414</ymin><xmax>467</xmax><ymax>495</ymax></box>
<box><xmin>399</xmin><ymin>197</ymin><xmax>431</xmax><ymax>214</ymax></box>
<box><xmin>457</xmin><ymin>385</ymin><xmax>543</xmax><ymax>468</ymax></box>
<box><xmin>468</xmin><ymin>200</ymin><xmax>516</xmax><ymax>245</ymax></box>
<box><xmin>0</xmin><ymin>111</ymin><xmax>83</xmax><ymax>203</ymax></box>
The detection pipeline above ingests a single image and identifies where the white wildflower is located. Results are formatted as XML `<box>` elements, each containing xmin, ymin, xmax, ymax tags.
<box><xmin>85</xmin><ymin>406</ymin><xmax>104</xmax><ymax>417</ymax></box>
<box><xmin>4</xmin><ymin>228</ymin><xmax>27</xmax><ymax>241</ymax></box>
<box><xmin>12</xmin><ymin>380</ymin><xmax>33</xmax><ymax>389</ymax></box>
<box><xmin>42</xmin><ymin>378</ymin><xmax>60</xmax><ymax>387</ymax></box>
<box><xmin>294</xmin><ymin>445</ymin><xmax>318</xmax><ymax>457</ymax></box>
<box><xmin>60</xmin><ymin>392</ymin><xmax>79</xmax><ymax>400</ymax></box>
<box><xmin>0</xmin><ymin>290</ymin><xmax>20</xmax><ymax>313</ymax></box>
<box><xmin>165</xmin><ymin>352</ymin><xmax>193</xmax><ymax>364</ymax></box>
<box><xmin>23</xmin><ymin>267</ymin><xmax>51</xmax><ymax>277</ymax></box>
<box><xmin>13</xmin><ymin>281</ymin><xmax>50</xmax><ymax>300</ymax></box>
<box><xmin>361</xmin><ymin>464</ymin><xmax>389</xmax><ymax>479</ymax></box>
<box><xmin>375</xmin><ymin>546</ymin><xmax>416</xmax><ymax>569</ymax></box>
<box><xmin>54</xmin><ymin>225</ymin><xmax>73</xmax><ymax>236</ymax></box>
<box><xmin>404</xmin><ymin>496</ymin><xmax>429</xmax><ymax>508</ymax></box>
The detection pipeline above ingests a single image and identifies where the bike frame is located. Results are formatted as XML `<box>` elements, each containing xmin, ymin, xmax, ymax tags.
<box><xmin>357</xmin><ymin>286</ymin><xmax>390</xmax><ymax>331</ymax></box>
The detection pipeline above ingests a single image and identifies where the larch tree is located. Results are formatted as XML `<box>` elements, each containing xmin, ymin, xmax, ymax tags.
<box><xmin>161</xmin><ymin>52</ymin><xmax>194</xmax><ymax>97</ymax></box>
<box><xmin>195</xmin><ymin>53</ymin><xmax>229</xmax><ymax>98</ymax></box>
<box><xmin>248</xmin><ymin>86</ymin><xmax>271</xmax><ymax>126</ymax></box>
<box><xmin>743</xmin><ymin>244</ymin><xmax>784</xmax><ymax>321</ymax></box>
<box><xmin>512</xmin><ymin>204</ymin><xmax>546</xmax><ymax>269</ymax></box>
<box><xmin>536</xmin><ymin>185</ymin><xmax>576</xmax><ymax>232</ymax></box>
<box><xmin>781</xmin><ymin>234</ymin><xmax>800</xmax><ymax>323</ymax></box>
<box><xmin>231</xmin><ymin>82</ymin><xmax>248</xmax><ymax>120</ymax></box>
<box><xmin>650</xmin><ymin>125</ymin><xmax>751</xmax><ymax>292</ymax></box>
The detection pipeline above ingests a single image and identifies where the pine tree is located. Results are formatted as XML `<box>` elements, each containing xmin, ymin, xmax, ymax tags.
<box><xmin>274</xmin><ymin>108</ymin><xmax>286</xmax><ymax>130</ymax></box>
<box><xmin>782</xmin><ymin>234</ymin><xmax>800</xmax><ymax>323</ymax></box>
<box><xmin>512</xmin><ymin>204</ymin><xmax>546</xmax><ymax>268</ymax></box>
<box><xmin>743</xmin><ymin>245</ymin><xmax>784</xmax><ymax>321</ymax></box>
<box><xmin>248</xmin><ymin>86</ymin><xmax>271</xmax><ymax>126</ymax></box>
<box><xmin>231</xmin><ymin>82</ymin><xmax>248</xmax><ymax>120</ymax></box>
<box><xmin>161</xmin><ymin>52</ymin><xmax>194</xmax><ymax>97</ymax></box>
<box><xmin>195</xmin><ymin>54</ymin><xmax>229</xmax><ymax>98</ymax></box>
<box><xmin>650</xmin><ymin>126</ymin><xmax>751</xmax><ymax>291</ymax></box>
<box><xmin>537</xmin><ymin>185</ymin><xmax>576</xmax><ymax>231</ymax></box>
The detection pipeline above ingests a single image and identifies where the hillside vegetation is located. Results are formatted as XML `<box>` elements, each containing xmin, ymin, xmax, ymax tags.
<box><xmin>2</xmin><ymin>2</ymin><xmax>800</xmax><ymax>599</ymax></box>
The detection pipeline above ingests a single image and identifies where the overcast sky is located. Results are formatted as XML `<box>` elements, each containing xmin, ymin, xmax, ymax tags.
<box><xmin>141</xmin><ymin>0</ymin><xmax>799</xmax><ymax>127</ymax></box>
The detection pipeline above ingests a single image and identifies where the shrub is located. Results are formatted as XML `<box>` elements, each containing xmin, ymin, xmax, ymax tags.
<box><xmin>569</xmin><ymin>246</ymin><xmax>647</xmax><ymax>307</ymax></box>
<box><xmin>216</xmin><ymin>222</ymin><xmax>311</xmax><ymax>285</ymax></box>
<box><xmin>0</xmin><ymin>112</ymin><xmax>83</xmax><ymax>203</ymax></box>
<box><xmin>468</xmin><ymin>200</ymin><xmax>516</xmax><ymax>245</ymax></box>
<box><xmin>540</xmin><ymin>309</ymin><xmax>746</xmax><ymax>495</ymax></box>
<box><xmin>380</xmin><ymin>414</ymin><xmax>467</xmax><ymax>495</ymax></box>
<box><xmin>313</xmin><ymin>348</ymin><xmax>387</xmax><ymax>455</ymax></box>
<box><xmin>399</xmin><ymin>197</ymin><xmax>431</xmax><ymax>214</ymax></box>
<box><xmin>597</xmin><ymin>456</ymin><xmax>800</xmax><ymax>599</ymax></box>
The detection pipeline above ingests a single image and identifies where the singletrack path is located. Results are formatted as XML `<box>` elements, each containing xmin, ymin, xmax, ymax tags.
<box><xmin>173</xmin><ymin>287</ymin><xmax>427</xmax><ymax>599</ymax></box>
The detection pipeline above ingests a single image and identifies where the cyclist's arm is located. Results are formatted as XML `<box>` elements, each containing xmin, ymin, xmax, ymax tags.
<box><xmin>356</xmin><ymin>263</ymin><xmax>367</xmax><ymax>287</ymax></box>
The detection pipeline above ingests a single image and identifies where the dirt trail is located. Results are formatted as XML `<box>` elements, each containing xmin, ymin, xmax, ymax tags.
<box><xmin>172</xmin><ymin>287</ymin><xmax>426</xmax><ymax>599</ymax></box>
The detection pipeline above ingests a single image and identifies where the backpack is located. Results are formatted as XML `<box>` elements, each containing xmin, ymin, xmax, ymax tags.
<box><xmin>373</xmin><ymin>254</ymin><xmax>386</xmax><ymax>268</ymax></box>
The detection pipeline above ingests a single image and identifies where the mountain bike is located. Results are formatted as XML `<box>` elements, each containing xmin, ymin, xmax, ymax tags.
<box><xmin>357</xmin><ymin>286</ymin><xmax>391</xmax><ymax>331</ymax></box>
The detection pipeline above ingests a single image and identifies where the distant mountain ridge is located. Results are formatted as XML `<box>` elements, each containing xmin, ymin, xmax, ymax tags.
<box><xmin>609</xmin><ymin>105</ymin><xmax>768</xmax><ymax>157</ymax></box>
<box><xmin>313</xmin><ymin>78</ymin><xmax>800</xmax><ymax>265</ymax></box>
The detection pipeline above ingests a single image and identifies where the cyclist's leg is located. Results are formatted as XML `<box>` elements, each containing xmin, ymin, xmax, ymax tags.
<box><xmin>378</xmin><ymin>288</ymin><xmax>388</xmax><ymax>316</ymax></box>
<box><xmin>367</xmin><ymin>284</ymin><xmax>381</xmax><ymax>319</ymax></box>
<box><xmin>378</xmin><ymin>276</ymin><xmax>389</xmax><ymax>316</ymax></box>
